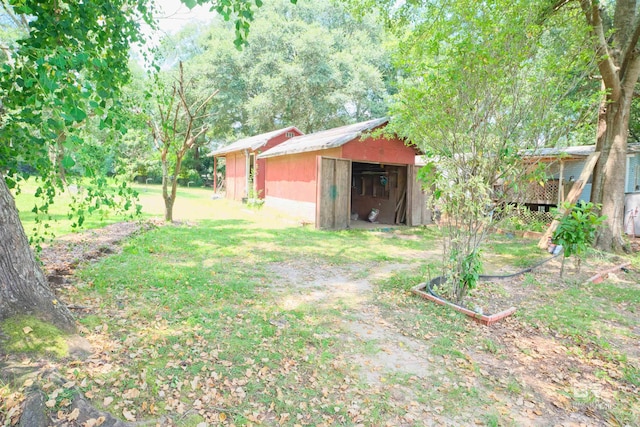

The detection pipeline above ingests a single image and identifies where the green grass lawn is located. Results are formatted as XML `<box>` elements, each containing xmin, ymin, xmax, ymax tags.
<box><xmin>3</xmin><ymin>181</ymin><xmax>639</xmax><ymax>426</ymax></box>
<box><xmin>13</xmin><ymin>180</ymin><xmax>222</xmax><ymax>238</ymax></box>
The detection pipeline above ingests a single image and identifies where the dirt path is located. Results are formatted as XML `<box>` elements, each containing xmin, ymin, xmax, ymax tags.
<box><xmin>266</xmin><ymin>254</ymin><xmax>635</xmax><ymax>426</ymax></box>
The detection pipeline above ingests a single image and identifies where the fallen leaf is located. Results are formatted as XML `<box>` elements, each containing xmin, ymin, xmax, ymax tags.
<box><xmin>219</xmin><ymin>412</ymin><xmax>227</xmax><ymax>422</ymax></box>
<box><xmin>103</xmin><ymin>396</ymin><xmax>114</xmax><ymax>407</ymax></box>
<box><xmin>551</xmin><ymin>395</ymin><xmax>571</xmax><ymax>410</ymax></box>
<box><xmin>23</xmin><ymin>327</ymin><xmax>33</xmax><ymax>334</ymax></box>
<box><xmin>45</xmin><ymin>399</ymin><xmax>57</xmax><ymax>408</ymax></box>
<box><xmin>123</xmin><ymin>388</ymin><xmax>140</xmax><ymax>399</ymax></box>
<box><xmin>68</xmin><ymin>408</ymin><xmax>80</xmax><ymax>421</ymax></box>
<box><xmin>122</xmin><ymin>409</ymin><xmax>135</xmax><ymax>421</ymax></box>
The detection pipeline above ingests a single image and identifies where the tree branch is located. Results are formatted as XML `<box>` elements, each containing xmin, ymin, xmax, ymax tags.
<box><xmin>0</xmin><ymin>45</ymin><xmax>13</xmax><ymax>66</ymax></box>
<box><xmin>147</xmin><ymin>119</ymin><xmax>163</xmax><ymax>151</ymax></box>
<box><xmin>195</xmin><ymin>90</ymin><xmax>219</xmax><ymax>114</ymax></box>
<box><xmin>619</xmin><ymin>12</ymin><xmax>640</xmax><ymax>82</ymax></box>
<box><xmin>621</xmin><ymin>55</ymin><xmax>640</xmax><ymax>96</ymax></box>
<box><xmin>581</xmin><ymin>0</ymin><xmax>621</xmax><ymax>99</ymax></box>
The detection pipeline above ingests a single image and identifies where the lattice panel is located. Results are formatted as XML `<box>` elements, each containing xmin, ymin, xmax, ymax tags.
<box><xmin>500</xmin><ymin>180</ymin><xmax>560</xmax><ymax>205</ymax></box>
<box><xmin>515</xmin><ymin>208</ymin><xmax>555</xmax><ymax>225</ymax></box>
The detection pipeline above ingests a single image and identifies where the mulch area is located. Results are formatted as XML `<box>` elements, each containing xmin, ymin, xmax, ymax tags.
<box><xmin>38</xmin><ymin>221</ymin><xmax>158</xmax><ymax>287</ymax></box>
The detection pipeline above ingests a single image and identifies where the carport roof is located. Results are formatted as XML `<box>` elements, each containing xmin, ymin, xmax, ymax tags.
<box><xmin>258</xmin><ymin>118</ymin><xmax>389</xmax><ymax>159</ymax></box>
<box><xmin>522</xmin><ymin>143</ymin><xmax>640</xmax><ymax>160</ymax></box>
<box><xmin>208</xmin><ymin>126</ymin><xmax>302</xmax><ymax>157</ymax></box>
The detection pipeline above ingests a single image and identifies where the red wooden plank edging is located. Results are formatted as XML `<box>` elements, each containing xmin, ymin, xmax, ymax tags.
<box><xmin>411</xmin><ymin>283</ymin><xmax>516</xmax><ymax>326</ymax></box>
<box><xmin>585</xmin><ymin>262</ymin><xmax>632</xmax><ymax>284</ymax></box>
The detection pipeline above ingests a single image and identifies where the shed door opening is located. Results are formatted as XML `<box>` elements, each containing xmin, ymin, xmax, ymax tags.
<box><xmin>351</xmin><ymin>162</ymin><xmax>408</xmax><ymax>224</ymax></box>
<box><xmin>316</xmin><ymin>157</ymin><xmax>351</xmax><ymax>229</ymax></box>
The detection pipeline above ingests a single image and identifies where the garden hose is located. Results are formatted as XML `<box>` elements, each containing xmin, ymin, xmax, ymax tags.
<box><xmin>426</xmin><ymin>253</ymin><xmax>562</xmax><ymax>299</ymax></box>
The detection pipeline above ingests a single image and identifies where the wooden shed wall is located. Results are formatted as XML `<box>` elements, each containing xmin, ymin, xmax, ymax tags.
<box><xmin>341</xmin><ymin>136</ymin><xmax>417</xmax><ymax>164</ymax></box>
<box><xmin>255</xmin><ymin>130</ymin><xmax>304</xmax><ymax>199</ymax></box>
<box><xmin>264</xmin><ymin>148</ymin><xmax>341</xmax><ymax>203</ymax></box>
<box><xmin>225</xmin><ymin>152</ymin><xmax>247</xmax><ymax>201</ymax></box>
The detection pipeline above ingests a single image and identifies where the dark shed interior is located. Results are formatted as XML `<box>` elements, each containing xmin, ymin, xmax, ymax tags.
<box><xmin>351</xmin><ymin>162</ymin><xmax>408</xmax><ymax>224</ymax></box>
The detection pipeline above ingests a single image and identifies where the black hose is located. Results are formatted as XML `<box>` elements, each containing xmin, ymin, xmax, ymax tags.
<box><xmin>426</xmin><ymin>253</ymin><xmax>562</xmax><ymax>299</ymax></box>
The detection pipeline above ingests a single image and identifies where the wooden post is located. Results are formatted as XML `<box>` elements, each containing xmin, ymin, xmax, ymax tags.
<box><xmin>538</xmin><ymin>152</ymin><xmax>600</xmax><ymax>249</ymax></box>
<box><xmin>557</xmin><ymin>160</ymin><xmax>564</xmax><ymax>206</ymax></box>
<box><xmin>213</xmin><ymin>156</ymin><xmax>218</xmax><ymax>192</ymax></box>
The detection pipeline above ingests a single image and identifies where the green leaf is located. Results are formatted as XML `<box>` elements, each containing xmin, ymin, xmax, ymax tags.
<box><xmin>61</xmin><ymin>156</ymin><xmax>76</xmax><ymax>169</ymax></box>
<box><xmin>182</xmin><ymin>0</ymin><xmax>197</xmax><ymax>9</ymax></box>
<box><xmin>5</xmin><ymin>177</ymin><xmax>16</xmax><ymax>190</ymax></box>
<box><xmin>69</xmin><ymin>106</ymin><xmax>87</xmax><ymax>122</ymax></box>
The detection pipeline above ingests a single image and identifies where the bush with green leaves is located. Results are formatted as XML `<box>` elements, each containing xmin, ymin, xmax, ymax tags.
<box><xmin>553</xmin><ymin>201</ymin><xmax>606</xmax><ymax>277</ymax></box>
<box><xmin>384</xmin><ymin>0</ymin><xmax>595</xmax><ymax>304</ymax></box>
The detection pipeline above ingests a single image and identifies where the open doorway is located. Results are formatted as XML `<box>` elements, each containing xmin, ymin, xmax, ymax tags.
<box><xmin>351</xmin><ymin>162</ymin><xmax>408</xmax><ymax>224</ymax></box>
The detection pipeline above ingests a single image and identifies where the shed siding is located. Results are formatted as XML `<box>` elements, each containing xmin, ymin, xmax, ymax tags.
<box><xmin>341</xmin><ymin>136</ymin><xmax>416</xmax><ymax>165</ymax></box>
<box><xmin>255</xmin><ymin>130</ymin><xmax>304</xmax><ymax>199</ymax></box>
<box><xmin>264</xmin><ymin>148</ymin><xmax>341</xmax><ymax>203</ymax></box>
<box><xmin>226</xmin><ymin>151</ymin><xmax>247</xmax><ymax>201</ymax></box>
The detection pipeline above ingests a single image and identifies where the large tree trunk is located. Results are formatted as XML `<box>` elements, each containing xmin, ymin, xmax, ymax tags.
<box><xmin>581</xmin><ymin>0</ymin><xmax>640</xmax><ymax>252</ymax></box>
<box><xmin>0</xmin><ymin>174</ymin><xmax>76</xmax><ymax>333</ymax></box>
<box><xmin>590</xmin><ymin>93</ymin><xmax>631</xmax><ymax>252</ymax></box>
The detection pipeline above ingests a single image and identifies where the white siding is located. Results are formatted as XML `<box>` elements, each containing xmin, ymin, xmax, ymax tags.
<box><xmin>626</xmin><ymin>154</ymin><xmax>640</xmax><ymax>193</ymax></box>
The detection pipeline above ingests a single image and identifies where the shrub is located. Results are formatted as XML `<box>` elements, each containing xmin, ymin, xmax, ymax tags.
<box><xmin>553</xmin><ymin>201</ymin><xmax>606</xmax><ymax>277</ymax></box>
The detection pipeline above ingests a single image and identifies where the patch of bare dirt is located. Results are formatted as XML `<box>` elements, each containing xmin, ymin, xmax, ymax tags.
<box><xmin>39</xmin><ymin>221</ymin><xmax>157</xmax><ymax>287</ymax></box>
<box><xmin>269</xmin><ymin>249</ymin><xmax>640</xmax><ymax>426</ymax></box>
<box><xmin>268</xmin><ymin>260</ymin><xmax>458</xmax><ymax>425</ymax></box>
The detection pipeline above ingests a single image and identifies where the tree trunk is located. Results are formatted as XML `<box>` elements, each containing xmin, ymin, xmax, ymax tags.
<box><xmin>0</xmin><ymin>174</ymin><xmax>76</xmax><ymax>333</ymax></box>
<box><xmin>161</xmin><ymin>163</ymin><xmax>173</xmax><ymax>222</ymax></box>
<box><xmin>162</xmin><ymin>151</ymin><xmax>186</xmax><ymax>223</ymax></box>
<box><xmin>161</xmin><ymin>150</ymin><xmax>174</xmax><ymax>222</ymax></box>
<box><xmin>590</xmin><ymin>91</ymin><xmax>631</xmax><ymax>252</ymax></box>
<box><xmin>580</xmin><ymin>0</ymin><xmax>640</xmax><ymax>252</ymax></box>
<box><xmin>164</xmin><ymin>194</ymin><xmax>174</xmax><ymax>222</ymax></box>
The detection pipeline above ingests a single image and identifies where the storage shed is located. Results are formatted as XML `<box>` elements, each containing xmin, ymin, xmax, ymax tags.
<box><xmin>208</xmin><ymin>126</ymin><xmax>303</xmax><ymax>201</ymax></box>
<box><xmin>258</xmin><ymin>118</ymin><xmax>430</xmax><ymax>229</ymax></box>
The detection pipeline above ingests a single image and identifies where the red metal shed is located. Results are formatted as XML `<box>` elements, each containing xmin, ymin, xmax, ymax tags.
<box><xmin>208</xmin><ymin>126</ymin><xmax>303</xmax><ymax>201</ymax></box>
<box><xmin>258</xmin><ymin>118</ymin><xmax>431</xmax><ymax>229</ymax></box>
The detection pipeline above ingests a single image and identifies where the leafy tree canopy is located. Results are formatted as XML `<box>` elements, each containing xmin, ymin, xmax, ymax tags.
<box><xmin>159</xmin><ymin>0</ymin><xmax>396</xmax><ymax>143</ymax></box>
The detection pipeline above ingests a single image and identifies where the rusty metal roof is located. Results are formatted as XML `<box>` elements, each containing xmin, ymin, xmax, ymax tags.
<box><xmin>208</xmin><ymin>126</ymin><xmax>303</xmax><ymax>157</ymax></box>
<box><xmin>258</xmin><ymin>118</ymin><xmax>389</xmax><ymax>159</ymax></box>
